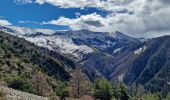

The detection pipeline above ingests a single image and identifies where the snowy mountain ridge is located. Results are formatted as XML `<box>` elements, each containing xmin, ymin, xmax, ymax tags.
<box><xmin>0</xmin><ymin>25</ymin><xmax>140</xmax><ymax>60</ymax></box>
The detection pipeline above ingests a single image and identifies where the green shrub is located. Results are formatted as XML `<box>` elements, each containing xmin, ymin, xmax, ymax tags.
<box><xmin>143</xmin><ymin>93</ymin><xmax>161</xmax><ymax>100</ymax></box>
<box><xmin>5</xmin><ymin>76</ymin><xmax>34</xmax><ymax>93</ymax></box>
<box><xmin>119</xmin><ymin>84</ymin><xmax>129</xmax><ymax>100</ymax></box>
<box><xmin>163</xmin><ymin>92</ymin><xmax>170</xmax><ymax>100</ymax></box>
<box><xmin>55</xmin><ymin>81</ymin><xmax>69</xmax><ymax>100</ymax></box>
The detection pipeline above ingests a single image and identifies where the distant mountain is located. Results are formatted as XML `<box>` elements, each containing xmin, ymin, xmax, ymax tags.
<box><xmin>1</xmin><ymin>25</ymin><xmax>170</xmax><ymax>94</ymax></box>
<box><xmin>0</xmin><ymin>26</ymin><xmax>141</xmax><ymax>79</ymax></box>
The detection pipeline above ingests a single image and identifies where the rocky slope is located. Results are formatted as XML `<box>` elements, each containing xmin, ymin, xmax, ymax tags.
<box><xmin>0</xmin><ymin>86</ymin><xmax>48</xmax><ymax>100</ymax></box>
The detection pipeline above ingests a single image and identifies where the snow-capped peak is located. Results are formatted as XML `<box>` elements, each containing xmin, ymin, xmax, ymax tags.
<box><xmin>109</xmin><ymin>31</ymin><xmax>140</xmax><ymax>43</ymax></box>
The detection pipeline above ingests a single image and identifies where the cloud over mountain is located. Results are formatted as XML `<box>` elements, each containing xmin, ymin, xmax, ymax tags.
<box><xmin>14</xmin><ymin>0</ymin><xmax>170</xmax><ymax>37</ymax></box>
<box><xmin>0</xmin><ymin>19</ymin><xmax>12</xmax><ymax>26</ymax></box>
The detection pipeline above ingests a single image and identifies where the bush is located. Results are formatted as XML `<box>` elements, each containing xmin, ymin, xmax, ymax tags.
<box><xmin>5</xmin><ymin>76</ymin><xmax>33</xmax><ymax>93</ymax></box>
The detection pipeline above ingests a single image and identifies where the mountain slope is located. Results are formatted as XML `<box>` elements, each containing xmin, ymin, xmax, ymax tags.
<box><xmin>121</xmin><ymin>36</ymin><xmax>170</xmax><ymax>94</ymax></box>
<box><xmin>2</xmin><ymin>25</ymin><xmax>170</xmax><ymax>94</ymax></box>
<box><xmin>0</xmin><ymin>30</ymin><xmax>77</xmax><ymax>96</ymax></box>
<box><xmin>0</xmin><ymin>25</ymin><xmax>142</xmax><ymax>80</ymax></box>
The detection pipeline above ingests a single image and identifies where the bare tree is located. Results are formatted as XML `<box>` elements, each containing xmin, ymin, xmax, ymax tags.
<box><xmin>69</xmin><ymin>67</ymin><xmax>91</xmax><ymax>98</ymax></box>
<box><xmin>32</xmin><ymin>71</ymin><xmax>53</xmax><ymax>96</ymax></box>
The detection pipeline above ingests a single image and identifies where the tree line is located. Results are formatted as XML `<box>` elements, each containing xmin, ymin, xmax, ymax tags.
<box><xmin>55</xmin><ymin>67</ymin><xmax>170</xmax><ymax>100</ymax></box>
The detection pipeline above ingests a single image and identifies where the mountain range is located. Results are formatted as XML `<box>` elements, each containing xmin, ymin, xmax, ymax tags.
<box><xmin>1</xmin><ymin>25</ymin><xmax>170</xmax><ymax>94</ymax></box>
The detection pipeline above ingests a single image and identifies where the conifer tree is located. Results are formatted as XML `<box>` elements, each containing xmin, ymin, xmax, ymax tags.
<box><xmin>119</xmin><ymin>84</ymin><xmax>129</xmax><ymax>100</ymax></box>
<box><xmin>93</xmin><ymin>78</ymin><xmax>115</xmax><ymax>100</ymax></box>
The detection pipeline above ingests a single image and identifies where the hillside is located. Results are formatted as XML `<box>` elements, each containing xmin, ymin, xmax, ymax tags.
<box><xmin>0</xmin><ymin>30</ymin><xmax>77</xmax><ymax>96</ymax></box>
<box><xmin>0</xmin><ymin>86</ymin><xmax>48</xmax><ymax>100</ymax></box>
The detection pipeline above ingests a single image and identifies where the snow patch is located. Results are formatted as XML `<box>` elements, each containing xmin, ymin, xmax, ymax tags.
<box><xmin>167</xmin><ymin>82</ymin><xmax>170</xmax><ymax>85</ymax></box>
<box><xmin>113</xmin><ymin>47</ymin><xmax>123</xmax><ymax>54</ymax></box>
<box><xmin>25</xmin><ymin>35</ymin><xmax>94</xmax><ymax>59</ymax></box>
<box><xmin>134</xmin><ymin>46</ymin><xmax>146</xmax><ymax>55</ymax></box>
<box><xmin>118</xmin><ymin>74</ymin><xmax>125</xmax><ymax>82</ymax></box>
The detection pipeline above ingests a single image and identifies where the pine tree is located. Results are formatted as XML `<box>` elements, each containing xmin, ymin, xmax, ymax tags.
<box><xmin>119</xmin><ymin>84</ymin><xmax>129</xmax><ymax>100</ymax></box>
<box><xmin>93</xmin><ymin>78</ymin><xmax>115</xmax><ymax>100</ymax></box>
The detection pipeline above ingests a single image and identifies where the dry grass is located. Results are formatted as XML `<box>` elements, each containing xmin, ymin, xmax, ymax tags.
<box><xmin>48</xmin><ymin>95</ymin><xmax>94</xmax><ymax>100</ymax></box>
<box><xmin>0</xmin><ymin>88</ymin><xmax>6</xmax><ymax>100</ymax></box>
<box><xmin>48</xmin><ymin>95</ymin><xmax>59</xmax><ymax>100</ymax></box>
<box><xmin>80</xmin><ymin>95</ymin><xmax>94</xmax><ymax>100</ymax></box>
<box><xmin>65</xmin><ymin>95</ymin><xmax>94</xmax><ymax>100</ymax></box>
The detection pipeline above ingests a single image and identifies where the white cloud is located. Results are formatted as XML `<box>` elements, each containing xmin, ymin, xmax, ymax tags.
<box><xmin>0</xmin><ymin>19</ymin><xmax>12</xmax><ymax>26</ymax></box>
<box><xmin>18</xmin><ymin>20</ymin><xmax>40</xmax><ymax>24</ymax></box>
<box><xmin>15</xmin><ymin>0</ymin><xmax>170</xmax><ymax>37</ymax></box>
<box><xmin>18</xmin><ymin>21</ymin><xmax>31</xmax><ymax>24</ymax></box>
<box><xmin>14</xmin><ymin>0</ymin><xmax>33</xmax><ymax>4</ymax></box>
<box><xmin>15</xmin><ymin>0</ymin><xmax>131</xmax><ymax>12</ymax></box>
<box><xmin>42</xmin><ymin>13</ymin><xmax>106</xmax><ymax>29</ymax></box>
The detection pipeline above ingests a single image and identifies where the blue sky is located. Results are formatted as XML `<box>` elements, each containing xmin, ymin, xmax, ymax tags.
<box><xmin>0</xmin><ymin>0</ymin><xmax>170</xmax><ymax>37</ymax></box>
<box><xmin>0</xmin><ymin>0</ymin><xmax>108</xmax><ymax>30</ymax></box>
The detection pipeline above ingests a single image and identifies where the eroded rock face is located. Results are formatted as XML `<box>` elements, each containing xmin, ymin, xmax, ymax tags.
<box><xmin>0</xmin><ymin>86</ymin><xmax>48</xmax><ymax>100</ymax></box>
